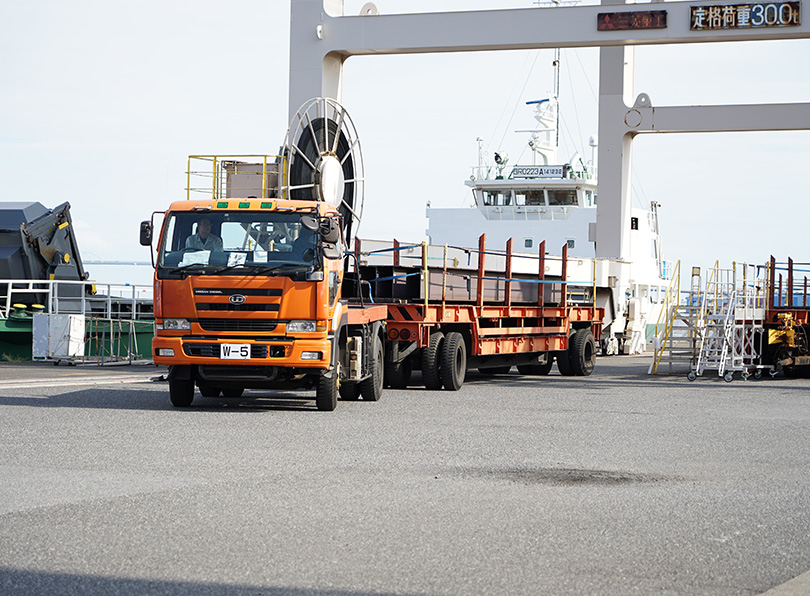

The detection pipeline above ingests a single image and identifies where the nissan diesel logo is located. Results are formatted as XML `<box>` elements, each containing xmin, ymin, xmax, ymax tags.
<box><xmin>229</xmin><ymin>294</ymin><xmax>246</xmax><ymax>305</ymax></box>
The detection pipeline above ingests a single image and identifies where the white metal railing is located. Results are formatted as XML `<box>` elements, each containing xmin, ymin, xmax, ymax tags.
<box><xmin>0</xmin><ymin>279</ymin><xmax>153</xmax><ymax>320</ymax></box>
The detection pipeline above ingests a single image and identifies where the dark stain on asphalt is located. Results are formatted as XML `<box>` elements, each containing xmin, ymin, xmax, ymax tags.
<box><xmin>452</xmin><ymin>467</ymin><xmax>674</xmax><ymax>486</ymax></box>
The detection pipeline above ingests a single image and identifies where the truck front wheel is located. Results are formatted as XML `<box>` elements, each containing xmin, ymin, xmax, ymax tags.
<box><xmin>169</xmin><ymin>379</ymin><xmax>194</xmax><ymax>408</ymax></box>
<box><xmin>316</xmin><ymin>373</ymin><xmax>338</xmax><ymax>411</ymax></box>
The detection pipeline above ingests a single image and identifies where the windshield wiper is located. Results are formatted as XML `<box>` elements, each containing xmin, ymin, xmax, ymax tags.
<box><xmin>164</xmin><ymin>262</ymin><xmax>211</xmax><ymax>274</ymax></box>
<box><xmin>252</xmin><ymin>263</ymin><xmax>313</xmax><ymax>275</ymax></box>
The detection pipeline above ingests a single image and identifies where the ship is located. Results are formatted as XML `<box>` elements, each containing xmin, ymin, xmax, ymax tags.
<box><xmin>426</xmin><ymin>51</ymin><xmax>671</xmax><ymax>354</ymax></box>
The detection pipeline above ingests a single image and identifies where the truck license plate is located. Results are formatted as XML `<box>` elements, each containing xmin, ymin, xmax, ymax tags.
<box><xmin>220</xmin><ymin>344</ymin><xmax>250</xmax><ymax>360</ymax></box>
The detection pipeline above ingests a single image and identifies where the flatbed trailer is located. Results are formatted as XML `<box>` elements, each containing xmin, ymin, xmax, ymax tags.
<box><xmin>764</xmin><ymin>255</ymin><xmax>810</xmax><ymax>375</ymax></box>
<box><xmin>349</xmin><ymin>234</ymin><xmax>604</xmax><ymax>390</ymax></box>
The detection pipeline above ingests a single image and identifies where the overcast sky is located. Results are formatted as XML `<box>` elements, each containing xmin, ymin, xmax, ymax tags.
<box><xmin>1</xmin><ymin>0</ymin><xmax>808</xmax><ymax>276</ymax></box>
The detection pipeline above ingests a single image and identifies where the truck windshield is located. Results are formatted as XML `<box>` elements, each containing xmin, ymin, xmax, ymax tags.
<box><xmin>157</xmin><ymin>211</ymin><xmax>319</xmax><ymax>274</ymax></box>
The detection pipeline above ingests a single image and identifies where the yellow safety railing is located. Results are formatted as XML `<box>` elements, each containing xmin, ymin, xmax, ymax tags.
<box><xmin>186</xmin><ymin>155</ymin><xmax>284</xmax><ymax>201</ymax></box>
<box><xmin>652</xmin><ymin>260</ymin><xmax>681</xmax><ymax>374</ymax></box>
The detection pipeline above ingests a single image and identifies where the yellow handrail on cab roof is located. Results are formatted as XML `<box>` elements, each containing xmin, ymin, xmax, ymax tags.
<box><xmin>186</xmin><ymin>155</ymin><xmax>283</xmax><ymax>201</ymax></box>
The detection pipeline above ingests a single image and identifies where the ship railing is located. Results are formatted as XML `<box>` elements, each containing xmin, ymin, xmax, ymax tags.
<box><xmin>469</xmin><ymin>164</ymin><xmax>596</xmax><ymax>181</ymax></box>
<box><xmin>0</xmin><ymin>279</ymin><xmax>153</xmax><ymax>321</ymax></box>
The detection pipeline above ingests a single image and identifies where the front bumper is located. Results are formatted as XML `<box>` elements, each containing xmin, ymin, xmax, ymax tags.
<box><xmin>152</xmin><ymin>335</ymin><xmax>332</xmax><ymax>370</ymax></box>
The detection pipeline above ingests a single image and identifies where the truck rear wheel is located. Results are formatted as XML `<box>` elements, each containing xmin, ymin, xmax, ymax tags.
<box><xmin>440</xmin><ymin>332</ymin><xmax>466</xmax><ymax>391</ymax></box>
<box><xmin>360</xmin><ymin>335</ymin><xmax>384</xmax><ymax>401</ymax></box>
<box><xmin>569</xmin><ymin>328</ymin><xmax>596</xmax><ymax>376</ymax></box>
<box><xmin>422</xmin><ymin>331</ymin><xmax>444</xmax><ymax>390</ymax></box>
<box><xmin>316</xmin><ymin>373</ymin><xmax>338</xmax><ymax>411</ymax></box>
<box><xmin>169</xmin><ymin>379</ymin><xmax>194</xmax><ymax>408</ymax></box>
<box><xmin>385</xmin><ymin>358</ymin><xmax>412</xmax><ymax>389</ymax></box>
<box><xmin>339</xmin><ymin>382</ymin><xmax>361</xmax><ymax>400</ymax></box>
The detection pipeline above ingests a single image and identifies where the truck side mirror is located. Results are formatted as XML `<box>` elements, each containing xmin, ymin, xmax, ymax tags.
<box><xmin>321</xmin><ymin>218</ymin><xmax>341</xmax><ymax>244</ymax></box>
<box><xmin>139</xmin><ymin>221</ymin><xmax>153</xmax><ymax>246</ymax></box>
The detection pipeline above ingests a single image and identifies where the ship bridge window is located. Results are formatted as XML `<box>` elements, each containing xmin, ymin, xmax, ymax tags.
<box><xmin>515</xmin><ymin>190</ymin><xmax>545</xmax><ymax>206</ymax></box>
<box><xmin>585</xmin><ymin>191</ymin><xmax>594</xmax><ymax>206</ymax></box>
<box><xmin>482</xmin><ymin>190</ymin><xmax>512</xmax><ymax>206</ymax></box>
<box><xmin>547</xmin><ymin>189</ymin><xmax>578</xmax><ymax>206</ymax></box>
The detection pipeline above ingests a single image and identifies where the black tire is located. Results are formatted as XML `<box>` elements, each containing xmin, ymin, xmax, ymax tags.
<box><xmin>339</xmin><ymin>382</ymin><xmax>361</xmax><ymax>400</ymax></box>
<box><xmin>222</xmin><ymin>387</ymin><xmax>244</xmax><ymax>398</ymax></box>
<box><xmin>316</xmin><ymin>372</ymin><xmax>338</xmax><ymax>411</ymax></box>
<box><xmin>360</xmin><ymin>336</ymin><xmax>384</xmax><ymax>401</ymax></box>
<box><xmin>517</xmin><ymin>358</ymin><xmax>553</xmax><ymax>376</ymax></box>
<box><xmin>478</xmin><ymin>366</ymin><xmax>511</xmax><ymax>375</ymax></box>
<box><xmin>440</xmin><ymin>331</ymin><xmax>466</xmax><ymax>391</ymax></box>
<box><xmin>422</xmin><ymin>331</ymin><xmax>444</xmax><ymax>390</ymax></box>
<box><xmin>556</xmin><ymin>348</ymin><xmax>574</xmax><ymax>376</ymax></box>
<box><xmin>385</xmin><ymin>358</ymin><xmax>412</xmax><ymax>389</ymax></box>
<box><xmin>198</xmin><ymin>383</ymin><xmax>221</xmax><ymax>398</ymax></box>
<box><xmin>169</xmin><ymin>379</ymin><xmax>194</xmax><ymax>408</ymax></box>
<box><xmin>569</xmin><ymin>328</ymin><xmax>596</xmax><ymax>376</ymax></box>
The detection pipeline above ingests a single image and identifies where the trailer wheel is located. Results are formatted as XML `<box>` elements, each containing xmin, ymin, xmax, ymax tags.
<box><xmin>569</xmin><ymin>328</ymin><xmax>596</xmax><ymax>376</ymax></box>
<box><xmin>316</xmin><ymin>372</ymin><xmax>338</xmax><ymax>411</ymax></box>
<box><xmin>556</xmin><ymin>350</ymin><xmax>574</xmax><ymax>376</ymax></box>
<box><xmin>360</xmin><ymin>335</ymin><xmax>384</xmax><ymax>401</ymax></box>
<box><xmin>422</xmin><ymin>331</ymin><xmax>444</xmax><ymax>390</ymax></box>
<box><xmin>517</xmin><ymin>359</ymin><xmax>553</xmax><ymax>376</ymax></box>
<box><xmin>440</xmin><ymin>332</ymin><xmax>466</xmax><ymax>391</ymax></box>
<box><xmin>339</xmin><ymin>382</ymin><xmax>361</xmax><ymax>400</ymax></box>
<box><xmin>169</xmin><ymin>379</ymin><xmax>194</xmax><ymax>408</ymax></box>
<box><xmin>478</xmin><ymin>366</ymin><xmax>511</xmax><ymax>375</ymax></box>
<box><xmin>385</xmin><ymin>358</ymin><xmax>412</xmax><ymax>389</ymax></box>
<box><xmin>222</xmin><ymin>387</ymin><xmax>244</xmax><ymax>398</ymax></box>
<box><xmin>198</xmin><ymin>383</ymin><xmax>221</xmax><ymax>398</ymax></box>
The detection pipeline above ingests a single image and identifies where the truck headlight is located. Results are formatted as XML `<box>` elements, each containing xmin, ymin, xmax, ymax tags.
<box><xmin>160</xmin><ymin>319</ymin><xmax>191</xmax><ymax>330</ymax></box>
<box><xmin>287</xmin><ymin>320</ymin><xmax>317</xmax><ymax>333</ymax></box>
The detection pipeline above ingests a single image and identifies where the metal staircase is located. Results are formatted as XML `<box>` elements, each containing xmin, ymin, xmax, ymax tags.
<box><xmin>689</xmin><ymin>263</ymin><xmax>767</xmax><ymax>382</ymax></box>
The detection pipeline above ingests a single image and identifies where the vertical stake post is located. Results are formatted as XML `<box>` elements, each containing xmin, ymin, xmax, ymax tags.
<box><xmin>538</xmin><ymin>240</ymin><xmax>546</xmax><ymax>309</ymax></box>
<box><xmin>505</xmin><ymin>238</ymin><xmax>513</xmax><ymax>309</ymax></box>
<box><xmin>561</xmin><ymin>242</ymin><xmax>569</xmax><ymax>310</ymax></box>
<box><xmin>788</xmin><ymin>257</ymin><xmax>794</xmax><ymax>307</ymax></box>
<box><xmin>422</xmin><ymin>241</ymin><xmax>428</xmax><ymax>313</ymax></box>
<box><xmin>477</xmin><ymin>234</ymin><xmax>486</xmax><ymax>307</ymax></box>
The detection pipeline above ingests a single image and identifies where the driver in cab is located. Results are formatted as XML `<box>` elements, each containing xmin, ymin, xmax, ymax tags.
<box><xmin>185</xmin><ymin>216</ymin><xmax>223</xmax><ymax>251</ymax></box>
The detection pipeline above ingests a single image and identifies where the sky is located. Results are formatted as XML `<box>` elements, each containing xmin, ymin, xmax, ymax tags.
<box><xmin>1</xmin><ymin>0</ymin><xmax>808</xmax><ymax>276</ymax></box>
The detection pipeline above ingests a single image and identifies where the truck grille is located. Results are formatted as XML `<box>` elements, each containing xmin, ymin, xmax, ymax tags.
<box><xmin>197</xmin><ymin>319</ymin><xmax>278</xmax><ymax>332</ymax></box>
<box><xmin>196</xmin><ymin>303</ymin><xmax>280</xmax><ymax>312</ymax></box>
<box><xmin>184</xmin><ymin>343</ymin><xmax>269</xmax><ymax>358</ymax></box>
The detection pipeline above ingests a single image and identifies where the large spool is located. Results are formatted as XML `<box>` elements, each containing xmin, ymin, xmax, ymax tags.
<box><xmin>282</xmin><ymin>98</ymin><xmax>364</xmax><ymax>246</ymax></box>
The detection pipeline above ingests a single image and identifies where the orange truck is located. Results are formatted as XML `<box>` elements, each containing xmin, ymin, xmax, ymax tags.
<box><xmin>140</xmin><ymin>196</ymin><xmax>386</xmax><ymax>411</ymax></box>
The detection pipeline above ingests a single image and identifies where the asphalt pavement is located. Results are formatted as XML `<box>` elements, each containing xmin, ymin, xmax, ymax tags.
<box><xmin>0</xmin><ymin>356</ymin><xmax>809</xmax><ymax>595</ymax></box>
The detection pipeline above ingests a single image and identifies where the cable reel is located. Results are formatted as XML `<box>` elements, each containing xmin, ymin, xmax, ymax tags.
<box><xmin>282</xmin><ymin>98</ymin><xmax>364</xmax><ymax>247</ymax></box>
